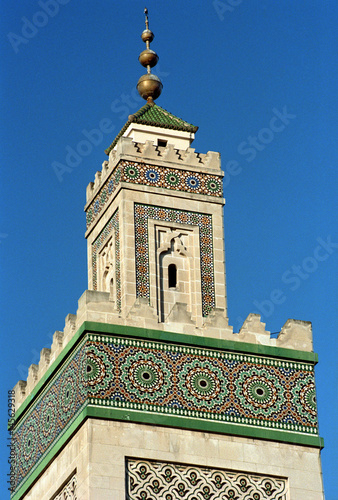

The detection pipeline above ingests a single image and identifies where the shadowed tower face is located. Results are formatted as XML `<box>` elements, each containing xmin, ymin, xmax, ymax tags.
<box><xmin>10</xmin><ymin>9</ymin><xmax>324</xmax><ymax>500</ymax></box>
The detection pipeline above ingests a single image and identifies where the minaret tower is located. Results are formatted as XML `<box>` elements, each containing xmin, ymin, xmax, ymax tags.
<box><xmin>85</xmin><ymin>8</ymin><xmax>227</xmax><ymax>329</ymax></box>
<box><xmin>10</xmin><ymin>10</ymin><xmax>324</xmax><ymax>500</ymax></box>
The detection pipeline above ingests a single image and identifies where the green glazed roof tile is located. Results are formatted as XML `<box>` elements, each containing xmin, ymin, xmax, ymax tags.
<box><xmin>105</xmin><ymin>102</ymin><xmax>198</xmax><ymax>155</ymax></box>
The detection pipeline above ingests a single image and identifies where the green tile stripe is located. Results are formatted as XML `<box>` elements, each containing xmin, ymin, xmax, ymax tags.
<box><xmin>12</xmin><ymin>320</ymin><xmax>318</xmax><ymax>426</ymax></box>
<box><xmin>83</xmin><ymin>321</ymin><xmax>319</xmax><ymax>363</ymax></box>
<box><xmin>10</xmin><ymin>405</ymin><xmax>324</xmax><ymax>500</ymax></box>
<box><xmin>10</xmin><ymin>409</ymin><xmax>87</xmax><ymax>500</ymax></box>
<box><xmin>86</xmin><ymin>406</ymin><xmax>324</xmax><ymax>448</ymax></box>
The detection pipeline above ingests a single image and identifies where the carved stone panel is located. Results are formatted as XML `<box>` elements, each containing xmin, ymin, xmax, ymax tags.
<box><xmin>126</xmin><ymin>459</ymin><xmax>288</xmax><ymax>499</ymax></box>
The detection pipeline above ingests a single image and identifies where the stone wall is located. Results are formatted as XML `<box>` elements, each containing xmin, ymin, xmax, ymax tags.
<box><xmin>24</xmin><ymin>420</ymin><xmax>324</xmax><ymax>500</ymax></box>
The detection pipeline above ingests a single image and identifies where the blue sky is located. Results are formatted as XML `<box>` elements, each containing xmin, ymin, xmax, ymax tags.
<box><xmin>1</xmin><ymin>1</ymin><xmax>337</xmax><ymax>498</ymax></box>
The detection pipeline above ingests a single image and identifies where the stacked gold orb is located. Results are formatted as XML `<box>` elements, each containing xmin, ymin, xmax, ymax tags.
<box><xmin>137</xmin><ymin>8</ymin><xmax>163</xmax><ymax>102</ymax></box>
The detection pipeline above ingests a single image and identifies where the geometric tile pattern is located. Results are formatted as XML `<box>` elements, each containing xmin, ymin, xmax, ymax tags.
<box><xmin>86</xmin><ymin>160</ymin><xmax>223</xmax><ymax>229</ymax></box>
<box><xmin>126</xmin><ymin>459</ymin><xmax>289</xmax><ymax>500</ymax></box>
<box><xmin>11</xmin><ymin>341</ymin><xmax>87</xmax><ymax>496</ymax></box>
<box><xmin>87</xmin><ymin>335</ymin><xmax>318</xmax><ymax>434</ymax></box>
<box><xmin>134</xmin><ymin>204</ymin><xmax>215</xmax><ymax>316</ymax></box>
<box><xmin>53</xmin><ymin>473</ymin><xmax>77</xmax><ymax>500</ymax></box>
<box><xmin>122</xmin><ymin>161</ymin><xmax>223</xmax><ymax>197</ymax></box>
<box><xmin>10</xmin><ymin>331</ymin><xmax>318</xmax><ymax>496</ymax></box>
<box><xmin>91</xmin><ymin>209</ymin><xmax>121</xmax><ymax>311</ymax></box>
<box><xmin>86</xmin><ymin>165</ymin><xmax>122</xmax><ymax>229</ymax></box>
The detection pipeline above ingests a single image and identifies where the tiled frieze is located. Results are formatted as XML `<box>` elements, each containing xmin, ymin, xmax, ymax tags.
<box><xmin>86</xmin><ymin>165</ymin><xmax>122</xmax><ymax>229</ymax></box>
<box><xmin>134</xmin><ymin>204</ymin><xmax>215</xmax><ymax>316</ymax></box>
<box><xmin>126</xmin><ymin>459</ymin><xmax>288</xmax><ymax>500</ymax></box>
<box><xmin>10</xmin><ymin>330</ymin><xmax>319</xmax><ymax>497</ymax></box>
<box><xmin>121</xmin><ymin>161</ymin><xmax>223</xmax><ymax>196</ymax></box>
<box><xmin>91</xmin><ymin>210</ymin><xmax>121</xmax><ymax>311</ymax></box>
<box><xmin>86</xmin><ymin>160</ymin><xmax>223</xmax><ymax>229</ymax></box>
<box><xmin>11</xmin><ymin>341</ymin><xmax>87</xmax><ymax>496</ymax></box>
<box><xmin>87</xmin><ymin>335</ymin><xmax>318</xmax><ymax>433</ymax></box>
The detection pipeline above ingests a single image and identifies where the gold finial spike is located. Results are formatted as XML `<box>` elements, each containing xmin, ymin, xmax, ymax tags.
<box><xmin>139</xmin><ymin>8</ymin><xmax>158</xmax><ymax>73</ymax></box>
<box><xmin>137</xmin><ymin>8</ymin><xmax>163</xmax><ymax>101</ymax></box>
<box><xmin>144</xmin><ymin>8</ymin><xmax>149</xmax><ymax>31</ymax></box>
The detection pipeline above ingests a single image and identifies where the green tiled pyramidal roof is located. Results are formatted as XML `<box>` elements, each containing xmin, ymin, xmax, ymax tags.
<box><xmin>105</xmin><ymin>102</ymin><xmax>198</xmax><ymax>155</ymax></box>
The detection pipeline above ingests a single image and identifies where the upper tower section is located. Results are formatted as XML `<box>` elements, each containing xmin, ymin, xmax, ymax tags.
<box><xmin>84</xmin><ymin>10</ymin><xmax>226</xmax><ymax>329</ymax></box>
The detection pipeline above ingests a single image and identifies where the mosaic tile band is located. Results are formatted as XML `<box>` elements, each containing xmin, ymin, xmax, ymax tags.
<box><xmin>134</xmin><ymin>204</ymin><xmax>215</xmax><ymax>316</ymax></box>
<box><xmin>86</xmin><ymin>160</ymin><xmax>223</xmax><ymax>229</ymax></box>
<box><xmin>92</xmin><ymin>209</ymin><xmax>121</xmax><ymax>311</ymax></box>
<box><xmin>87</xmin><ymin>335</ymin><xmax>318</xmax><ymax>433</ymax></box>
<box><xmin>12</xmin><ymin>341</ymin><xmax>87</xmax><ymax>496</ymax></box>
<box><xmin>11</xmin><ymin>331</ymin><xmax>319</xmax><ymax>496</ymax></box>
<box><xmin>126</xmin><ymin>459</ymin><xmax>288</xmax><ymax>500</ymax></box>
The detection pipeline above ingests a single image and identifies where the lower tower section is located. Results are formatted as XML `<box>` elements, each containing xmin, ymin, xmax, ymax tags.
<box><xmin>10</xmin><ymin>308</ymin><xmax>324</xmax><ymax>499</ymax></box>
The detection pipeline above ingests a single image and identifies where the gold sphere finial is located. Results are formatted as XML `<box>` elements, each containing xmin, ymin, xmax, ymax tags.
<box><xmin>137</xmin><ymin>8</ymin><xmax>162</xmax><ymax>101</ymax></box>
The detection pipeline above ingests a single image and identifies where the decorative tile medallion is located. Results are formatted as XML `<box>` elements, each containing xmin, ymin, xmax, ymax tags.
<box><xmin>86</xmin><ymin>161</ymin><xmax>223</xmax><ymax>229</ymax></box>
<box><xmin>126</xmin><ymin>459</ymin><xmax>288</xmax><ymax>500</ymax></box>
<box><xmin>91</xmin><ymin>209</ymin><xmax>121</xmax><ymax>311</ymax></box>
<box><xmin>134</xmin><ymin>204</ymin><xmax>215</xmax><ymax>316</ymax></box>
<box><xmin>10</xmin><ymin>330</ymin><xmax>319</xmax><ymax>497</ymax></box>
<box><xmin>87</xmin><ymin>335</ymin><xmax>318</xmax><ymax>433</ymax></box>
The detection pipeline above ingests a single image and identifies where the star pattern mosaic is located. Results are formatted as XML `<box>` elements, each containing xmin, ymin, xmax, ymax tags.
<box><xmin>11</xmin><ymin>341</ymin><xmax>87</xmax><ymax>495</ymax></box>
<box><xmin>134</xmin><ymin>204</ymin><xmax>215</xmax><ymax>316</ymax></box>
<box><xmin>87</xmin><ymin>335</ymin><xmax>318</xmax><ymax>433</ymax></box>
<box><xmin>10</xmin><ymin>332</ymin><xmax>319</xmax><ymax>497</ymax></box>
<box><xmin>86</xmin><ymin>161</ymin><xmax>223</xmax><ymax>230</ymax></box>
<box><xmin>126</xmin><ymin>459</ymin><xmax>288</xmax><ymax>500</ymax></box>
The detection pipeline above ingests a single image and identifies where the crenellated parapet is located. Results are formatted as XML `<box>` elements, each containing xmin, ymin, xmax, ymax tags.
<box><xmin>85</xmin><ymin>137</ymin><xmax>223</xmax><ymax>233</ymax></box>
<box><xmin>13</xmin><ymin>290</ymin><xmax>315</xmax><ymax>413</ymax></box>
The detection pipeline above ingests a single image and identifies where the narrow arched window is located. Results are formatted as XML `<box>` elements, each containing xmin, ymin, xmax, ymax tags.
<box><xmin>168</xmin><ymin>264</ymin><xmax>177</xmax><ymax>288</ymax></box>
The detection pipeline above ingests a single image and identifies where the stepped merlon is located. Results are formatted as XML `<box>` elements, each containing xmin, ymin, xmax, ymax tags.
<box><xmin>86</xmin><ymin>137</ymin><xmax>222</xmax><ymax>213</ymax></box>
<box><xmin>13</xmin><ymin>288</ymin><xmax>315</xmax><ymax>413</ymax></box>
